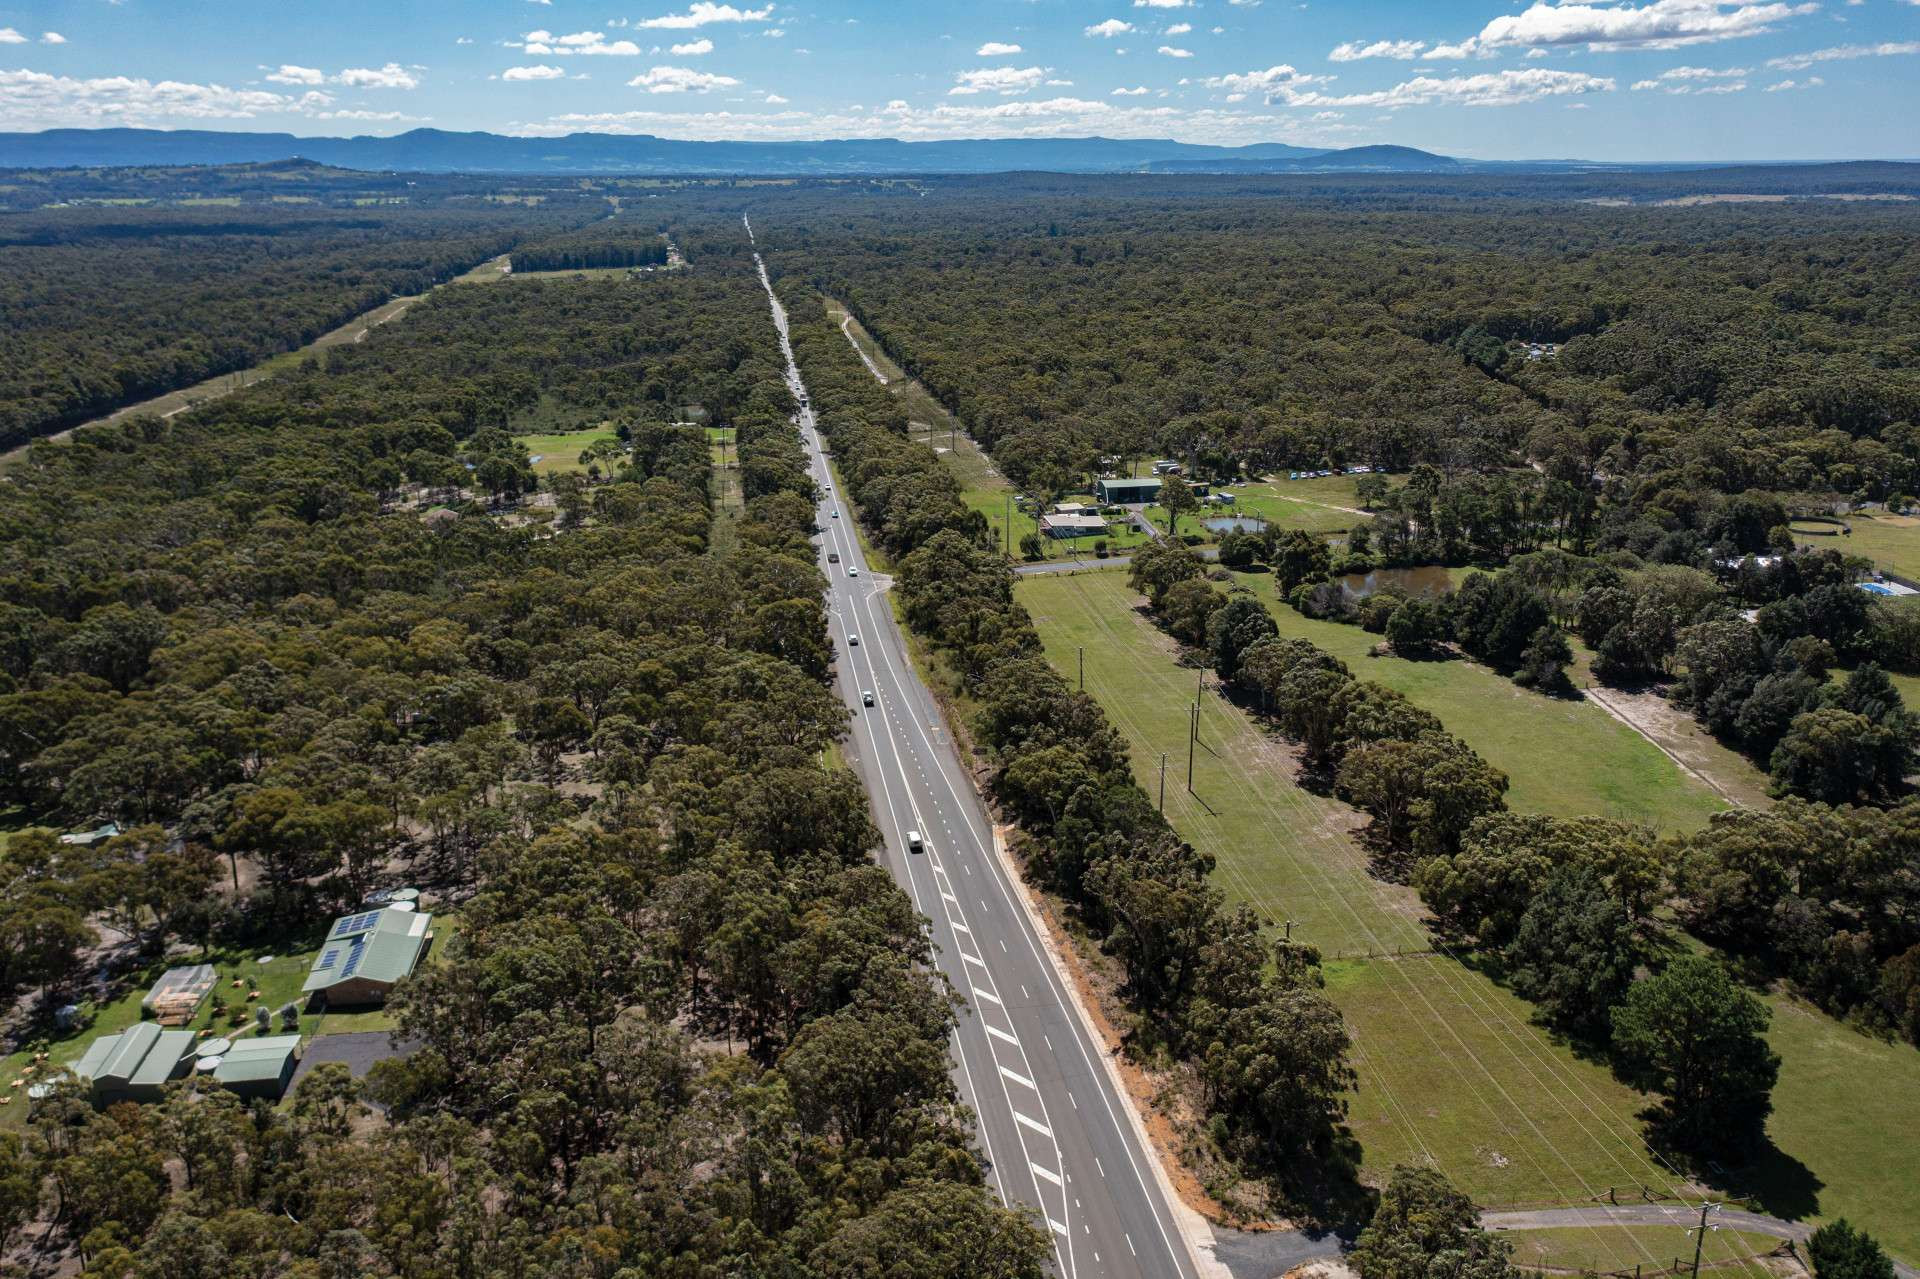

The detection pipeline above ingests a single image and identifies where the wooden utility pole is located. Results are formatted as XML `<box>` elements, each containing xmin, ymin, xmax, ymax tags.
<box><xmin>1078</xmin><ymin>647</ymin><xmax>1084</xmax><ymax>692</ymax></box>
<box><xmin>1158</xmin><ymin>754</ymin><xmax>1166</xmax><ymax>811</ymax></box>
<box><xmin>1689</xmin><ymin>1203</ymin><xmax>1721</xmax><ymax>1279</ymax></box>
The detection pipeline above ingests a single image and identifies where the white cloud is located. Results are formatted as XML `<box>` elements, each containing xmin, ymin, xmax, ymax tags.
<box><xmin>339</xmin><ymin>63</ymin><xmax>420</xmax><ymax>89</ymax></box>
<box><xmin>265</xmin><ymin>64</ymin><xmax>326</xmax><ymax>86</ymax></box>
<box><xmin>1165</xmin><ymin>23</ymin><xmax>1192</xmax><ymax>35</ymax></box>
<box><xmin>456</xmin><ymin>36</ymin><xmax>474</xmax><ymax>45</ymax></box>
<box><xmin>1765</xmin><ymin>75</ymin><xmax>1824</xmax><ymax>89</ymax></box>
<box><xmin>0</xmin><ymin>28</ymin><xmax>24</xmax><ymax>44</ymax></box>
<box><xmin>1474</xmin><ymin>0</ymin><xmax>1818</xmax><ymax>53</ymax></box>
<box><xmin>1085</xmin><ymin>19</ymin><xmax>1134</xmax><ymax>38</ymax></box>
<box><xmin>1311</xmin><ymin>110</ymin><xmax>1344</xmax><ymax>119</ymax></box>
<box><xmin>518</xmin><ymin>30</ymin><xmax>644</xmax><ymax>56</ymax></box>
<box><xmin>951</xmin><ymin>65</ymin><xmax>1049</xmax><ymax>95</ymax></box>
<box><xmin>1329</xmin><ymin>39</ymin><xmax>1426</xmax><ymax>61</ymax></box>
<box><xmin>627</xmin><ymin>64</ymin><xmax>741</xmax><ymax>92</ymax></box>
<box><xmin>1158</xmin><ymin>45</ymin><xmax>1194</xmax><ymax>57</ymax></box>
<box><xmin>671</xmin><ymin>38</ymin><xmax>715</xmax><ymax>54</ymax></box>
<box><xmin>1134</xmin><ymin>0</ymin><xmax>1191</xmax><ymax>7</ymax></box>
<box><xmin>1524</xmin><ymin>48</ymin><xmax>1548</xmax><ymax>59</ymax></box>
<box><xmin>1422</xmin><ymin>40</ymin><xmax>1482</xmax><ymax>60</ymax></box>
<box><xmin>978</xmin><ymin>41</ymin><xmax>1023</xmax><ymax>55</ymax></box>
<box><xmin>1631</xmin><ymin>70</ymin><xmax>1748</xmax><ymax>93</ymax></box>
<box><xmin>1246</xmin><ymin>65</ymin><xmax>1616</xmax><ymax>108</ymax></box>
<box><xmin>0</xmin><ymin>68</ymin><xmax>364</xmax><ymax>127</ymax></box>
<box><xmin>503</xmin><ymin>65</ymin><xmax>566</xmax><ymax>80</ymax></box>
<box><xmin>637</xmin><ymin>3</ymin><xmax>774</xmax><ymax>30</ymax></box>
<box><xmin>764</xmin><ymin>92</ymin><xmax>788</xmax><ymax>103</ymax></box>
<box><xmin>41</xmin><ymin>31</ymin><xmax>66</xmax><ymax>45</ymax></box>
<box><xmin>1202</xmin><ymin>64</ymin><xmax>1324</xmax><ymax>96</ymax></box>
<box><xmin>1766</xmin><ymin>40</ymin><xmax>1920</xmax><ymax>70</ymax></box>
<box><xmin>1046</xmin><ymin>78</ymin><xmax>1075</xmax><ymax>86</ymax></box>
<box><xmin>314</xmin><ymin>108</ymin><xmax>431</xmax><ymax>122</ymax></box>
<box><xmin>1111</xmin><ymin>85</ymin><xmax>1150</xmax><ymax>95</ymax></box>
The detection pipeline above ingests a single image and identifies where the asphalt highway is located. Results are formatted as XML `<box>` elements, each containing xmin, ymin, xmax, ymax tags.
<box><xmin>748</xmin><ymin>218</ymin><xmax>1205</xmax><ymax>1279</ymax></box>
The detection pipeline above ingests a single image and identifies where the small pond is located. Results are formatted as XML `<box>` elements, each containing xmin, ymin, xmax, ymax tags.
<box><xmin>1339</xmin><ymin>565</ymin><xmax>1455</xmax><ymax>601</ymax></box>
<box><xmin>1203</xmin><ymin>515</ymin><xmax>1269</xmax><ymax>534</ymax></box>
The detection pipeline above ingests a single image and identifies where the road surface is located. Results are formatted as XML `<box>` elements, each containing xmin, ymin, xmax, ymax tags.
<box><xmin>747</xmin><ymin>216</ymin><xmax>1208</xmax><ymax>1279</ymax></box>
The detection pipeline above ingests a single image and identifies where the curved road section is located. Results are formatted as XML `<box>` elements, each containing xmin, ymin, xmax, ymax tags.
<box><xmin>747</xmin><ymin>216</ymin><xmax>1208</xmax><ymax>1279</ymax></box>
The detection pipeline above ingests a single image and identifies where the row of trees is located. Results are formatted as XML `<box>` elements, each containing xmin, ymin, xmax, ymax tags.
<box><xmin>778</xmin><ymin>271</ymin><xmax>1359</xmax><ymax>1215</ymax></box>
<box><xmin>1128</xmin><ymin>541</ymin><xmax>1802</xmax><ymax>1150</ymax></box>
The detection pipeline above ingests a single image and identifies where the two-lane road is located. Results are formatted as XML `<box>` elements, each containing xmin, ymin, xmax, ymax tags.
<box><xmin>747</xmin><ymin>221</ymin><xmax>1206</xmax><ymax>1279</ymax></box>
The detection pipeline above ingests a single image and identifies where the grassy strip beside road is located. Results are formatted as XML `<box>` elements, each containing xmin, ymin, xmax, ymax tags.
<box><xmin>1017</xmin><ymin>570</ymin><xmax>1682</xmax><ymax>1224</ymax></box>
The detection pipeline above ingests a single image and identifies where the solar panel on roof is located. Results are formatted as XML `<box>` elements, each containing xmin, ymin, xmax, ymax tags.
<box><xmin>317</xmin><ymin>947</ymin><xmax>339</xmax><ymax>971</ymax></box>
<box><xmin>332</xmin><ymin>911</ymin><xmax>381</xmax><ymax>938</ymax></box>
<box><xmin>340</xmin><ymin>936</ymin><xmax>367</xmax><ymax>979</ymax></box>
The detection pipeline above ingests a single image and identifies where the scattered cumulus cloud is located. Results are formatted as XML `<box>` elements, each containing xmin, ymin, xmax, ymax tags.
<box><xmin>1767</xmin><ymin>40</ymin><xmax>1920</xmax><ymax>70</ymax></box>
<box><xmin>1765</xmin><ymin>75</ymin><xmax>1824</xmax><ymax>89</ymax></box>
<box><xmin>265</xmin><ymin>64</ymin><xmax>326</xmax><ymax>86</ymax></box>
<box><xmin>503</xmin><ymin>65</ymin><xmax>566</xmax><ymax>80</ymax></box>
<box><xmin>1133</xmin><ymin>0</ymin><xmax>1191</xmax><ymax>7</ymax></box>
<box><xmin>1158</xmin><ymin>45</ymin><xmax>1194</xmax><ymax>57</ymax></box>
<box><xmin>516</xmin><ymin>30</ymin><xmax>644</xmax><ymax>56</ymax></box>
<box><xmin>763</xmin><ymin>92</ymin><xmax>788</xmax><ymax>103</ymax></box>
<box><xmin>0</xmin><ymin>28</ymin><xmax>24</xmax><ymax>44</ymax></box>
<box><xmin>1085</xmin><ymin>19</ymin><xmax>1134</xmax><ymax>38</ymax></box>
<box><xmin>1165</xmin><ymin>23</ymin><xmax>1192</xmax><ymax>35</ymax></box>
<box><xmin>0</xmin><ymin>68</ymin><xmax>395</xmax><ymax>128</ymax></box>
<box><xmin>977</xmin><ymin>41</ymin><xmax>1022</xmax><ymax>55</ymax></box>
<box><xmin>1329</xmin><ymin>39</ymin><xmax>1426</xmax><ymax>61</ymax></box>
<box><xmin>950</xmin><ymin>65</ymin><xmax>1050</xmax><ymax>95</ymax></box>
<box><xmin>1111</xmin><ymin>85</ymin><xmax>1150</xmax><ymax>95</ymax></box>
<box><xmin>338</xmin><ymin>63</ymin><xmax>421</xmax><ymax>89</ymax></box>
<box><xmin>1209</xmin><ymin>63</ymin><xmax>1615</xmax><ymax>108</ymax></box>
<box><xmin>41</xmin><ymin>31</ymin><xmax>66</xmax><ymax>45</ymax></box>
<box><xmin>670</xmin><ymin>38</ymin><xmax>715</xmax><ymax>54</ymax></box>
<box><xmin>627</xmin><ymin>64</ymin><xmax>741</xmax><ymax>92</ymax></box>
<box><xmin>636</xmin><ymin>3</ymin><xmax>774</xmax><ymax>30</ymax></box>
<box><xmin>1472</xmin><ymin>0</ymin><xmax>1818</xmax><ymax>54</ymax></box>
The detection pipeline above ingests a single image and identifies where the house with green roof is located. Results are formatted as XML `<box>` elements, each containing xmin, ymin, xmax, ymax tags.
<box><xmin>70</xmin><ymin>1021</ymin><xmax>197</xmax><ymax>1105</ymax></box>
<box><xmin>302</xmin><ymin>905</ymin><xmax>433</xmax><ymax>1009</ymax></box>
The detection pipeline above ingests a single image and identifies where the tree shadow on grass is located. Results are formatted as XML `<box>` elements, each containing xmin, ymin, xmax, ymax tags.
<box><xmin>1641</xmin><ymin>1119</ymin><xmax>1824</xmax><ymax>1224</ymax></box>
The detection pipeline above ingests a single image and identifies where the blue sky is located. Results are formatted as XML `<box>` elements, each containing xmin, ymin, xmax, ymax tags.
<box><xmin>0</xmin><ymin>0</ymin><xmax>1915</xmax><ymax>159</ymax></box>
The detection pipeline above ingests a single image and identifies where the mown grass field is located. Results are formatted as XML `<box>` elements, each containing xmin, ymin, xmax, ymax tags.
<box><xmin>1793</xmin><ymin>511</ymin><xmax>1920</xmax><ymax>581</ymax></box>
<box><xmin>1016</xmin><ymin>568</ymin><xmax>1920</xmax><ymax>1266</ymax></box>
<box><xmin>512</xmin><ymin>426</ymin><xmax>621</xmax><ymax>475</ymax></box>
<box><xmin>1760</xmin><ymin>994</ymin><xmax>1920</xmax><ymax>1265</ymax></box>
<box><xmin>1226</xmin><ymin>571</ymin><xmax>1728</xmax><ymax>831</ymax></box>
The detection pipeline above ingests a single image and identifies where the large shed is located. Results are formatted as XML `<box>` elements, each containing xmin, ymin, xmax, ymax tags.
<box><xmin>1096</xmin><ymin>477</ymin><xmax>1162</xmax><ymax>505</ymax></box>
<box><xmin>207</xmin><ymin>1035</ymin><xmax>303</xmax><ymax>1100</ymax></box>
<box><xmin>302</xmin><ymin>906</ymin><xmax>433</xmax><ymax>1009</ymax></box>
<box><xmin>71</xmin><ymin>1022</ymin><xmax>197</xmax><ymax>1105</ymax></box>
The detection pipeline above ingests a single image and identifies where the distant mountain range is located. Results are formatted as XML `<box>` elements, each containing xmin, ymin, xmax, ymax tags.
<box><xmin>0</xmin><ymin>127</ymin><xmax>1713</xmax><ymax>176</ymax></box>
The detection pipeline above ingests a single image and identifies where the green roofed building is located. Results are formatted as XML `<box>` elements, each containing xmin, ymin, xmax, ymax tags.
<box><xmin>1096</xmin><ymin>477</ymin><xmax>1162</xmax><ymax>505</ymax></box>
<box><xmin>206</xmin><ymin>1035</ymin><xmax>302</xmax><ymax>1100</ymax></box>
<box><xmin>71</xmin><ymin>1021</ymin><xmax>197</xmax><ymax>1105</ymax></box>
<box><xmin>302</xmin><ymin>905</ymin><xmax>434</xmax><ymax>1009</ymax></box>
